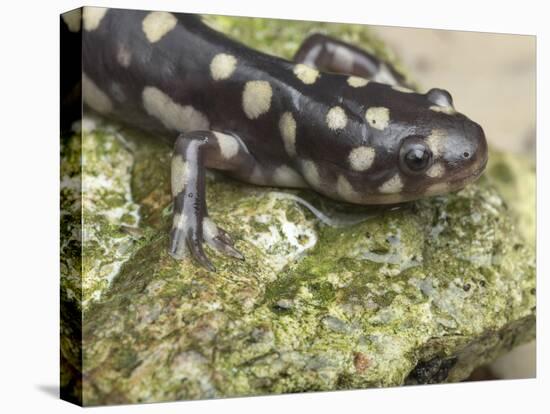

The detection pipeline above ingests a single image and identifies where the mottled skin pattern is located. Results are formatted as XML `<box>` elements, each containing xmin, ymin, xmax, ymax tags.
<box><xmin>66</xmin><ymin>7</ymin><xmax>488</xmax><ymax>270</ymax></box>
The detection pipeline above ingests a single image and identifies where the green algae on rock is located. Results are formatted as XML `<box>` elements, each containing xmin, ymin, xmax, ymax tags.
<box><xmin>485</xmin><ymin>151</ymin><xmax>536</xmax><ymax>246</ymax></box>
<box><xmin>61</xmin><ymin>116</ymin><xmax>144</xmax><ymax>403</ymax></box>
<box><xmin>60</xmin><ymin>15</ymin><xmax>535</xmax><ymax>406</ymax></box>
<box><xmin>80</xmin><ymin>118</ymin><xmax>141</xmax><ymax>307</ymax></box>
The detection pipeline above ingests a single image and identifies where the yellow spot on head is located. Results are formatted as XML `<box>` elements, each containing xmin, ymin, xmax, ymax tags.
<box><xmin>242</xmin><ymin>80</ymin><xmax>272</xmax><ymax>119</ymax></box>
<box><xmin>349</xmin><ymin>146</ymin><xmax>375</xmax><ymax>171</ymax></box>
<box><xmin>142</xmin><ymin>11</ymin><xmax>177</xmax><ymax>43</ymax></box>
<box><xmin>142</xmin><ymin>86</ymin><xmax>209</xmax><ymax>132</ymax></box>
<box><xmin>426</xmin><ymin>162</ymin><xmax>445</xmax><ymax>178</ymax></box>
<box><xmin>379</xmin><ymin>174</ymin><xmax>403</xmax><ymax>194</ymax></box>
<box><xmin>347</xmin><ymin>76</ymin><xmax>369</xmax><ymax>88</ymax></box>
<box><xmin>366</xmin><ymin>107</ymin><xmax>390</xmax><ymax>130</ymax></box>
<box><xmin>426</xmin><ymin>129</ymin><xmax>446</xmax><ymax>158</ymax></box>
<box><xmin>293</xmin><ymin>64</ymin><xmax>320</xmax><ymax>85</ymax></box>
<box><xmin>82</xmin><ymin>73</ymin><xmax>113</xmax><ymax>114</ymax></box>
<box><xmin>82</xmin><ymin>7</ymin><xmax>108</xmax><ymax>31</ymax></box>
<box><xmin>62</xmin><ymin>9</ymin><xmax>81</xmax><ymax>32</ymax></box>
<box><xmin>279</xmin><ymin>112</ymin><xmax>297</xmax><ymax>157</ymax></box>
<box><xmin>210</xmin><ymin>53</ymin><xmax>237</xmax><ymax>81</ymax></box>
<box><xmin>326</xmin><ymin>106</ymin><xmax>347</xmax><ymax>130</ymax></box>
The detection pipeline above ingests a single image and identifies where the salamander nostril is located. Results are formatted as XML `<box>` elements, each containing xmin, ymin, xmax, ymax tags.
<box><xmin>463</xmin><ymin>151</ymin><xmax>470</xmax><ymax>159</ymax></box>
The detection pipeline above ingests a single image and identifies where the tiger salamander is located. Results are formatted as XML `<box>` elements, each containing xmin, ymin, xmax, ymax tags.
<box><xmin>61</xmin><ymin>7</ymin><xmax>488</xmax><ymax>270</ymax></box>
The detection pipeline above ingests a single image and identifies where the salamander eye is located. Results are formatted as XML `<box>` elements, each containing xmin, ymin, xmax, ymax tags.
<box><xmin>399</xmin><ymin>136</ymin><xmax>433</xmax><ymax>174</ymax></box>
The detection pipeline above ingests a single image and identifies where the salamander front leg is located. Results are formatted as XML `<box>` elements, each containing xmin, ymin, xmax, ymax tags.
<box><xmin>294</xmin><ymin>33</ymin><xmax>410</xmax><ymax>87</ymax></box>
<box><xmin>170</xmin><ymin>130</ymin><xmax>250</xmax><ymax>271</ymax></box>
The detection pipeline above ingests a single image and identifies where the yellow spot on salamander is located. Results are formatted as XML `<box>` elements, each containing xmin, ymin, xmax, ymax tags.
<box><xmin>379</xmin><ymin>174</ymin><xmax>403</xmax><ymax>194</ymax></box>
<box><xmin>242</xmin><ymin>80</ymin><xmax>272</xmax><ymax>119</ymax></box>
<box><xmin>213</xmin><ymin>132</ymin><xmax>240</xmax><ymax>159</ymax></box>
<box><xmin>426</xmin><ymin>162</ymin><xmax>445</xmax><ymax>178</ymax></box>
<box><xmin>142</xmin><ymin>11</ymin><xmax>177</xmax><ymax>43</ymax></box>
<box><xmin>142</xmin><ymin>86</ymin><xmax>209</xmax><ymax>132</ymax></box>
<box><xmin>349</xmin><ymin>146</ymin><xmax>375</xmax><ymax>171</ymax></box>
<box><xmin>82</xmin><ymin>6</ymin><xmax>108</xmax><ymax>31</ymax></box>
<box><xmin>272</xmin><ymin>166</ymin><xmax>307</xmax><ymax>188</ymax></box>
<box><xmin>62</xmin><ymin>9</ymin><xmax>81</xmax><ymax>32</ymax></box>
<box><xmin>337</xmin><ymin>175</ymin><xmax>361</xmax><ymax>203</ymax></box>
<box><xmin>347</xmin><ymin>76</ymin><xmax>369</xmax><ymax>88</ymax></box>
<box><xmin>279</xmin><ymin>112</ymin><xmax>297</xmax><ymax>157</ymax></box>
<box><xmin>326</xmin><ymin>106</ymin><xmax>347</xmax><ymax>130</ymax></box>
<box><xmin>366</xmin><ymin>107</ymin><xmax>390</xmax><ymax>130</ymax></box>
<box><xmin>293</xmin><ymin>64</ymin><xmax>320</xmax><ymax>85</ymax></box>
<box><xmin>302</xmin><ymin>160</ymin><xmax>321</xmax><ymax>189</ymax></box>
<box><xmin>426</xmin><ymin>128</ymin><xmax>446</xmax><ymax>158</ymax></box>
<box><xmin>82</xmin><ymin>73</ymin><xmax>113</xmax><ymax>114</ymax></box>
<box><xmin>210</xmin><ymin>53</ymin><xmax>237</xmax><ymax>81</ymax></box>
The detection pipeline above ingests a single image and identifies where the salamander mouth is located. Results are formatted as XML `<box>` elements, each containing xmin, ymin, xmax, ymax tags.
<box><xmin>368</xmin><ymin>154</ymin><xmax>489</xmax><ymax>204</ymax></box>
<box><xmin>468</xmin><ymin>156</ymin><xmax>488</xmax><ymax>181</ymax></box>
<box><xmin>448</xmin><ymin>154</ymin><xmax>488</xmax><ymax>190</ymax></box>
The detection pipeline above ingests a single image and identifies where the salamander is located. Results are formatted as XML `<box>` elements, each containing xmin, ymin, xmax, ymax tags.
<box><xmin>61</xmin><ymin>7</ymin><xmax>489</xmax><ymax>271</ymax></box>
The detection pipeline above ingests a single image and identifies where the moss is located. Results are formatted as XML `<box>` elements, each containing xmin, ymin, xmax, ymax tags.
<box><xmin>486</xmin><ymin>151</ymin><xmax>536</xmax><ymax>245</ymax></box>
<box><xmin>61</xmin><ymin>15</ymin><xmax>536</xmax><ymax>405</ymax></box>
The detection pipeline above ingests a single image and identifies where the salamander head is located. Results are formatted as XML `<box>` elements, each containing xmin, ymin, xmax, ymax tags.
<box><xmin>328</xmin><ymin>82</ymin><xmax>489</xmax><ymax>204</ymax></box>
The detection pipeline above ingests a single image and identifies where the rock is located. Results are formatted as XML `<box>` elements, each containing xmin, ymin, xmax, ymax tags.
<box><xmin>60</xmin><ymin>16</ymin><xmax>535</xmax><ymax>405</ymax></box>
